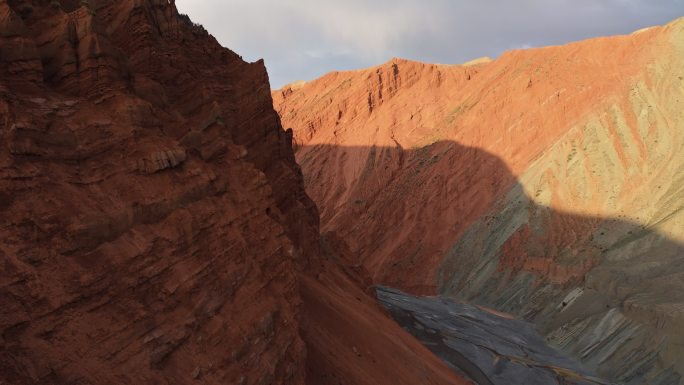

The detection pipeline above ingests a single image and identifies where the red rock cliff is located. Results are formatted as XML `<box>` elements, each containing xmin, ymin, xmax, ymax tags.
<box><xmin>274</xmin><ymin>17</ymin><xmax>684</xmax><ymax>382</ymax></box>
<box><xmin>0</xmin><ymin>1</ymin><xmax>468</xmax><ymax>384</ymax></box>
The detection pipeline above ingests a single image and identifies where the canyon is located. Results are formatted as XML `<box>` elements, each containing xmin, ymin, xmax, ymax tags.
<box><xmin>0</xmin><ymin>1</ymin><xmax>468</xmax><ymax>384</ymax></box>
<box><xmin>1</xmin><ymin>0</ymin><xmax>682</xmax><ymax>384</ymax></box>
<box><xmin>274</xmin><ymin>17</ymin><xmax>684</xmax><ymax>384</ymax></box>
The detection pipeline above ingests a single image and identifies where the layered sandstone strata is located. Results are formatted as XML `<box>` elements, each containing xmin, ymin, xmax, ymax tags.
<box><xmin>274</xmin><ymin>17</ymin><xmax>684</xmax><ymax>383</ymax></box>
<box><xmin>0</xmin><ymin>1</ymin><xmax>468</xmax><ymax>384</ymax></box>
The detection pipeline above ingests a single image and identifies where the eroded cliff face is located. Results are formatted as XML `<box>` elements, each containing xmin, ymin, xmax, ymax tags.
<box><xmin>1</xmin><ymin>1</ymin><xmax>308</xmax><ymax>384</ymax></box>
<box><xmin>274</xmin><ymin>17</ymin><xmax>684</xmax><ymax>383</ymax></box>
<box><xmin>0</xmin><ymin>1</ymin><xmax>468</xmax><ymax>385</ymax></box>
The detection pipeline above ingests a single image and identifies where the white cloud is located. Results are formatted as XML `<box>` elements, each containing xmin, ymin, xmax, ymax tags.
<box><xmin>175</xmin><ymin>0</ymin><xmax>684</xmax><ymax>88</ymax></box>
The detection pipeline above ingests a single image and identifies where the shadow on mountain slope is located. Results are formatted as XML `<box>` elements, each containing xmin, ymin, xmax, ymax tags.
<box><xmin>295</xmin><ymin>140</ymin><xmax>684</xmax><ymax>385</ymax></box>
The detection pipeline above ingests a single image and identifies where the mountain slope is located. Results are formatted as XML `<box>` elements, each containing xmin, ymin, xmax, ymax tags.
<box><xmin>274</xmin><ymin>17</ymin><xmax>684</xmax><ymax>383</ymax></box>
<box><xmin>0</xmin><ymin>1</ymin><xmax>468</xmax><ymax>384</ymax></box>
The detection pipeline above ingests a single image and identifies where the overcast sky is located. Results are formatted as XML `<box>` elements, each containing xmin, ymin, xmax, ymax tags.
<box><xmin>175</xmin><ymin>0</ymin><xmax>684</xmax><ymax>89</ymax></box>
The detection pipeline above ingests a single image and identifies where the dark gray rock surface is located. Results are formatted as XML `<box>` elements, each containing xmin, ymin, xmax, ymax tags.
<box><xmin>376</xmin><ymin>286</ymin><xmax>617</xmax><ymax>385</ymax></box>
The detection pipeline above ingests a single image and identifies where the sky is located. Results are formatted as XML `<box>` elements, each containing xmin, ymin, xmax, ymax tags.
<box><xmin>175</xmin><ymin>0</ymin><xmax>684</xmax><ymax>89</ymax></box>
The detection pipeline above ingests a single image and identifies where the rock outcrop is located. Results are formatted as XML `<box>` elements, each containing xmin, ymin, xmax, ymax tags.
<box><xmin>274</xmin><ymin>17</ymin><xmax>684</xmax><ymax>383</ymax></box>
<box><xmin>0</xmin><ymin>1</ymin><xmax>468</xmax><ymax>385</ymax></box>
<box><xmin>377</xmin><ymin>287</ymin><xmax>612</xmax><ymax>385</ymax></box>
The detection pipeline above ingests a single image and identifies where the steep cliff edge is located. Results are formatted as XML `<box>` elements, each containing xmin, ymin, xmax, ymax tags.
<box><xmin>0</xmin><ymin>1</ymin><xmax>467</xmax><ymax>384</ymax></box>
<box><xmin>274</xmin><ymin>17</ymin><xmax>684</xmax><ymax>383</ymax></box>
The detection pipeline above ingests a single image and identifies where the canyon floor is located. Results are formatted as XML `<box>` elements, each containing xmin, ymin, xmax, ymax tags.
<box><xmin>377</xmin><ymin>286</ymin><xmax>614</xmax><ymax>385</ymax></box>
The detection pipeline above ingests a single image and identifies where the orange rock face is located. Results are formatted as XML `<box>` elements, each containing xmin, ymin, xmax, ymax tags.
<box><xmin>274</xmin><ymin>20</ymin><xmax>682</xmax><ymax>291</ymax></box>
<box><xmin>0</xmin><ymin>1</ymin><xmax>468</xmax><ymax>385</ymax></box>
<box><xmin>274</xmin><ymin>17</ymin><xmax>684</xmax><ymax>382</ymax></box>
<box><xmin>274</xmin><ymin>24</ymin><xmax>664</xmax><ymax>291</ymax></box>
